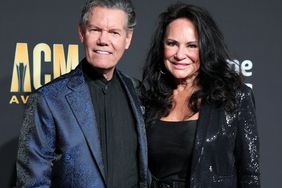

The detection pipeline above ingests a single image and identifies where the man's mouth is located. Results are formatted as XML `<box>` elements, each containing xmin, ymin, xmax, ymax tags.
<box><xmin>94</xmin><ymin>50</ymin><xmax>112</xmax><ymax>55</ymax></box>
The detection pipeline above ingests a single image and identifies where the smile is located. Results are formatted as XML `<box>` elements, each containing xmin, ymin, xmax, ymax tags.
<box><xmin>94</xmin><ymin>50</ymin><xmax>112</xmax><ymax>55</ymax></box>
<box><xmin>171</xmin><ymin>62</ymin><xmax>190</xmax><ymax>69</ymax></box>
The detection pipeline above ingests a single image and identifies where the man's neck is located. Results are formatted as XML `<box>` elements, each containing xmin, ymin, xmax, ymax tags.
<box><xmin>83</xmin><ymin>61</ymin><xmax>116</xmax><ymax>81</ymax></box>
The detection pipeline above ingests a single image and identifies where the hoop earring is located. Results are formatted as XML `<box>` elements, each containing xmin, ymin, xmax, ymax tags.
<box><xmin>160</xmin><ymin>70</ymin><xmax>166</xmax><ymax>75</ymax></box>
<box><xmin>158</xmin><ymin>69</ymin><xmax>166</xmax><ymax>81</ymax></box>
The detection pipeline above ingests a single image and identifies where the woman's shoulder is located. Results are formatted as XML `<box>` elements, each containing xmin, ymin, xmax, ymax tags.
<box><xmin>235</xmin><ymin>84</ymin><xmax>255</xmax><ymax>108</ymax></box>
<box><xmin>236</xmin><ymin>84</ymin><xmax>254</xmax><ymax>99</ymax></box>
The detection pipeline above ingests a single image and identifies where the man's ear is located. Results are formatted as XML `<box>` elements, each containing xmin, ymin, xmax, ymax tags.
<box><xmin>78</xmin><ymin>25</ymin><xmax>85</xmax><ymax>43</ymax></box>
<box><xmin>125</xmin><ymin>30</ymin><xmax>133</xmax><ymax>49</ymax></box>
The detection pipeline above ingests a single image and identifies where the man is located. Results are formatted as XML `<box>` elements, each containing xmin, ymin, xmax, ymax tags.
<box><xmin>16</xmin><ymin>0</ymin><xmax>148</xmax><ymax>187</ymax></box>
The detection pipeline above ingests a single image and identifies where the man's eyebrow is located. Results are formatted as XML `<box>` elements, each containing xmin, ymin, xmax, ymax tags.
<box><xmin>87</xmin><ymin>24</ymin><xmax>98</xmax><ymax>28</ymax></box>
<box><xmin>87</xmin><ymin>24</ymin><xmax>124</xmax><ymax>31</ymax></box>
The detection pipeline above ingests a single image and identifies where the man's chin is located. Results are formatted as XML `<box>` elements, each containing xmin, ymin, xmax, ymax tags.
<box><xmin>86</xmin><ymin>63</ymin><xmax>115</xmax><ymax>78</ymax></box>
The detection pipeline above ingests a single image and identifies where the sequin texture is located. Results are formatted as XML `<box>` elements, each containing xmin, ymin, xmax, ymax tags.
<box><xmin>188</xmin><ymin>85</ymin><xmax>260</xmax><ymax>187</ymax></box>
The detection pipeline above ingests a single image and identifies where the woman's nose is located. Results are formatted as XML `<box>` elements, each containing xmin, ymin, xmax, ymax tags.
<box><xmin>174</xmin><ymin>47</ymin><xmax>186</xmax><ymax>60</ymax></box>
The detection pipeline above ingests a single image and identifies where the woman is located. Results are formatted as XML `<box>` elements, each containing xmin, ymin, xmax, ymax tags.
<box><xmin>141</xmin><ymin>3</ymin><xmax>260</xmax><ymax>188</ymax></box>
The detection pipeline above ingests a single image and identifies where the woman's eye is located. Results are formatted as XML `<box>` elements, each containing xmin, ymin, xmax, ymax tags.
<box><xmin>187</xmin><ymin>42</ymin><xmax>198</xmax><ymax>48</ymax></box>
<box><xmin>188</xmin><ymin>44</ymin><xmax>198</xmax><ymax>48</ymax></box>
<box><xmin>166</xmin><ymin>41</ymin><xmax>176</xmax><ymax>46</ymax></box>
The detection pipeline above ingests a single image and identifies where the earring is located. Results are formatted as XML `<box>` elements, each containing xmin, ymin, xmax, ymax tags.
<box><xmin>160</xmin><ymin>70</ymin><xmax>166</xmax><ymax>75</ymax></box>
<box><xmin>158</xmin><ymin>68</ymin><xmax>166</xmax><ymax>81</ymax></box>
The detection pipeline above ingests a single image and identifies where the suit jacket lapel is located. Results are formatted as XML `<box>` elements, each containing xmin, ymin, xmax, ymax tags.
<box><xmin>117</xmin><ymin>71</ymin><xmax>148</xmax><ymax>185</ymax></box>
<box><xmin>190</xmin><ymin>102</ymin><xmax>223</xmax><ymax>180</ymax></box>
<box><xmin>191</xmin><ymin>103</ymin><xmax>211</xmax><ymax>175</ymax></box>
<box><xmin>65</xmin><ymin>66</ymin><xmax>106</xmax><ymax>182</ymax></box>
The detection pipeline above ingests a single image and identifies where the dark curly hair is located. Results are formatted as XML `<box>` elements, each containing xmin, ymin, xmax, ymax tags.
<box><xmin>141</xmin><ymin>3</ymin><xmax>243</xmax><ymax>124</ymax></box>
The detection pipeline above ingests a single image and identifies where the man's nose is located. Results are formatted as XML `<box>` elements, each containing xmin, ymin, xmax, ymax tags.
<box><xmin>97</xmin><ymin>31</ymin><xmax>109</xmax><ymax>46</ymax></box>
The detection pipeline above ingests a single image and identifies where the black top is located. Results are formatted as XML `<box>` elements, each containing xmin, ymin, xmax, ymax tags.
<box><xmin>147</xmin><ymin>120</ymin><xmax>197</xmax><ymax>185</ymax></box>
<box><xmin>83</xmin><ymin>62</ymin><xmax>138</xmax><ymax>188</ymax></box>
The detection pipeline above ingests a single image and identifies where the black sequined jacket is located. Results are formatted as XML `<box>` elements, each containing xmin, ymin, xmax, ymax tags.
<box><xmin>188</xmin><ymin>85</ymin><xmax>260</xmax><ymax>188</ymax></box>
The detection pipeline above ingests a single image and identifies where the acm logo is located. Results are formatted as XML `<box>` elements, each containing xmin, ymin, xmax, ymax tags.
<box><xmin>227</xmin><ymin>59</ymin><xmax>253</xmax><ymax>89</ymax></box>
<box><xmin>9</xmin><ymin>42</ymin><xmax>79</xmax><ymax>104</ymax></box>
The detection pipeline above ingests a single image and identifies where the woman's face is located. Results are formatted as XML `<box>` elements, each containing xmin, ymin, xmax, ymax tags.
<box><xmin>163</xmin><ymin>18</ymin><xmax>200</xmax><ymax>82</ymax></box>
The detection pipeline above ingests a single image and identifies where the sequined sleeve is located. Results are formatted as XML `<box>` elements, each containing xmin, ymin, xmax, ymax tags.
<box><xmin>16</xmin><ymin>92</ymin><xmax>56</xmax><ymax>187</ymax></box>
<box><xmin>235</xmin><ymin>86</ymin><xmax>260</xmax><ymax>187</ymax></box>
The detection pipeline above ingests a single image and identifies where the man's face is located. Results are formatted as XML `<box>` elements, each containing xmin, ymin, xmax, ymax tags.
<box><xmin>79</xmin><ymin>7</ymin><xmax>133</xmax><ymax>79</ymax></box>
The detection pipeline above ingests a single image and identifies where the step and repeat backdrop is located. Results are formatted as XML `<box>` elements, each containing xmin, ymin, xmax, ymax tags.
<box><xmin>1</xmin><ymin>0</ymin><xmax>281</xmax><ymax>187</ymax></box>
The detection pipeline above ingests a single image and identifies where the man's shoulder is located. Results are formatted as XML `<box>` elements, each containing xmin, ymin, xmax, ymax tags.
<box><xmin>117</xmin><ymin>70</ymin><xmax>141</xmax><ymax>89</ymax></box>
<box><xmin>116</xmin><ymin>70</ymin><xmax>143</xmax><ymax>100</ymax></box>
<box><xmin>35</xmin><ymin>66</ymin><xmax>83</xmax><ymax>97</ymax></box>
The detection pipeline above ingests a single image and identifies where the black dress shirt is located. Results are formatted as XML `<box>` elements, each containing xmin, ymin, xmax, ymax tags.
<box><xmin>83</xmin><ymin>62</ymin><xmax>138</xmax><ymax>188</ymax></box>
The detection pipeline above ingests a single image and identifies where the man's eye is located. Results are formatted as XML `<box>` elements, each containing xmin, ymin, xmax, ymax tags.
<box><xmin>89</xmin><ymin>28</ymin><xmax>99</xmax><ymax>32</ymax></box>
<box><xmin>111</xmin><ymin>31</ymin><xmax>120</xmax><ymax>36</ymax></box>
